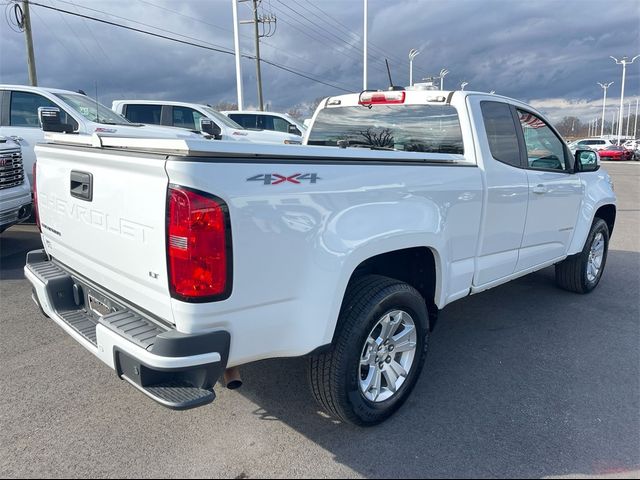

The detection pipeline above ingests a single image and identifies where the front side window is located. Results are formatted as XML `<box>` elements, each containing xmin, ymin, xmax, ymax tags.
<box><xmin>517</xmin><ymin>110</ymin><xmax>566</xmax><ymax>171</ymax></box>
<box><xmin>307</xmin><ymin>104</ymin><xmax>464</xmax><ymax>155</ymax></box>
<box><xmin>10</xmin><ymin>91</ymin><xmax>75</xmax><ymax>128</ymax></box>
<box><xmin>480</xmin><ymin>101</ymin><xmax>521</xmax><ymax>167</ymax></box>
<box><xmin>172</xmin><ymin>107</ymin><xmax>204</xmax><ymax>130</ymax></box>
<box><xmin>272</xmin><ymin>116</ymin><xmax>290</xmax><ymax>133</ymax></box>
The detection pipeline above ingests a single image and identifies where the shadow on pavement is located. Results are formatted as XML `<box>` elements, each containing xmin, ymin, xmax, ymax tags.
<box><xmin>0</xmin><ymin>226</ymin><xmax>42</xmax><ymax>280</ymax></box>
<box><xmin>236</xmin><ymin>249</ymin><xmax>640</xmax><ymax>478</ymax></box>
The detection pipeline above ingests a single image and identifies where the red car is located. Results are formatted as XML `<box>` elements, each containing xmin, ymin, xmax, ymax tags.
<box><xmin>598</xmin><ymin>145</ymin><xmax>634</xmax><ymax>161</ymax></box>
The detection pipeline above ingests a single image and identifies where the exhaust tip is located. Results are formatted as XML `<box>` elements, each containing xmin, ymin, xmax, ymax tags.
<box><xmin>223</xmin><ymin>367</ymin><xmax>242</xmax><ymax>390</ymax></box>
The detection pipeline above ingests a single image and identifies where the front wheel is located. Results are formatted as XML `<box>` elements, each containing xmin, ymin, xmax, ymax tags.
<box><xmin>555</xmin><ymin>218</ymin><xmax>610</xmax><ymax>293</ymax></box>
<box><xmin>308</xmin><ymin>275</ymin><xmax>429</xmax><ymax>426</ymax></box>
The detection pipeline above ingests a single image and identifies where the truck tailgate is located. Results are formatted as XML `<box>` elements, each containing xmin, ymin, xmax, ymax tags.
<box><xmin>34</xmin><ymin>144</ymin><xmax>173</xmax><ymax>324</ymax></box>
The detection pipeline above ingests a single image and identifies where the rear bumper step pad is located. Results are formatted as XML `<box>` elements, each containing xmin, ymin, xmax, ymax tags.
<box><xmin>25</xmin><ymin>249</ymin><xmax>230</xmax><ymax>410</ymax></box>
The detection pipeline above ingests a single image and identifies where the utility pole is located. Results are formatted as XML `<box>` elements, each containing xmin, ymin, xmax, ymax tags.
<box><xmin>626</xmin><ymin>102</ymin><xmax>632</xmax><ymax>137</ymax></box>
<box><xmin>231</xmin><ymin>0</ymin><xmax>244</xmax><ymax>110</ymax></box>
<box><xmin>251</xmin><ymin>0</ymin><xmax>263</xmax><ymax>111</ymax></box>
<box><xmin>22</xmin><ymin>0</ymin><xmax>37</xmax><ymax>86</ymax></box>
<box><xmin>239</xmin><ymin>0</ymin><xmax>275</xmax><ymax>111</ymax></box>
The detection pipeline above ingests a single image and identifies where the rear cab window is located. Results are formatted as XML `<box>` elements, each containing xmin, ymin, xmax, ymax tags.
<box><xmin>307</xmin><ymin>104</ymin><xmax>465</xmax><ymax>155</ymax></box>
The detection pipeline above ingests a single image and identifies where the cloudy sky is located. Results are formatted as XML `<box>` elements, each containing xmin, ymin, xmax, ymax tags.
<box><xmin>1</xmin><ymin>0</ymin><xmax>639</xmax><ymax>121</ymax></box>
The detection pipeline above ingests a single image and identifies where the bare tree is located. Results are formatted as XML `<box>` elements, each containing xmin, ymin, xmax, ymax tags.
<box><xmin>356</xmin><ymin>128</ymin><xmax>394</xmax><ymax>147</ymax></box>
<box><xmin>211</xmin><ymin>101</ymin><xmax>239</xmax><ymax>111</ymax></box>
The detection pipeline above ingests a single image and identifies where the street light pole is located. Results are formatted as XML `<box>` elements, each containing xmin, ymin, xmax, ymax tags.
<box><xmin>363</xmin><ymin>0</ymin><xmax>368</xmax><ymax>90</ymax></box>
<box><xmin>231</xmin><ymin>0</ymin><xmax>244</xmax><ymax>110</ymax></box>
<box><xmin>611</xmin><ymin>55</ymin><xmax>640</xmax><ymax>143</ymax></box>
<box><xmin>439</xmin><ymin>68</ymin><xmax>449</xmax><ymax>90</ymax></box>
<box><xmin>597</xmin><ymin>82</ymin><xmax>613</xmax><ymax>137</ymax></box>
<box><xmin>460</xmin><ymin>81</ymin><xmax>469</xmax><ymax>91</ymax></box>
<box><xmin>408</xmin><ymin>49</ymin><xmax>420</xmax><ymax>86</ymax></box>
<box><xmin>634</xmin><ymin>98</ymin><xmax>638</xmax><ymax>139</ymax></box>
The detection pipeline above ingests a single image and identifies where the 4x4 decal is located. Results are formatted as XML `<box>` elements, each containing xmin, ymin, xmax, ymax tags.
<box><xmin>247</xmin><ymin>173</ymin><xmax>321</xmax><ymax>185</ymax></box>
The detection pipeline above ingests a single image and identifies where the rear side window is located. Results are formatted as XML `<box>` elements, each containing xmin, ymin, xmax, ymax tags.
<box><xmin>307</xmin><ymin>104</ymin><xmax>464</xmax><ymax>154</ymax></box>
<box><xmin>228</xmin><ymin>114</ymin><xmax>258</xmax><ymax>129</ymax></box>
<box><xmin>480</xmin><ymin>101</ymin><xmax>521</xmax><ymax>167</ymax></box>
<box><xmin>125</xmin><ymin>104</ymin><xmax>161</xmax><ymax>124</ymax></box>
<box><xmin>10</xmin><ymin>91</ymin><xmax>75</xmax><ymax>128</ymax></box>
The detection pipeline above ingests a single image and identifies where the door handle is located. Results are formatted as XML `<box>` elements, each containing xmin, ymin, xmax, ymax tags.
<box><xmin>532</xmin><ymin>184</ymin><xmax>548</xmax><ymax>194</ymax></box>
<box><xmin>70</xmin><ymin>171</ymin><xmax>93</xmax><ymax>201</ymax></box>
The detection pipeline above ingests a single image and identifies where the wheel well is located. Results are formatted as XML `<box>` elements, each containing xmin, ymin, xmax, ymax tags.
<box><xmin>347</xmin><ymin>247</ymin><xmax>438</xmax><ymax>329</ymax></box>
<box><xmin>595</xmin><ymin>204</ymin><xmax>616</xmax><ymax>236</ymax></box>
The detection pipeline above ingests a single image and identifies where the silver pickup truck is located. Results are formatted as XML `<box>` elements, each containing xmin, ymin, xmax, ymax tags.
<box><xmin>0</xmin><ymin>136</ymin><xmax>31</xmax><ymax>233</ymax></box>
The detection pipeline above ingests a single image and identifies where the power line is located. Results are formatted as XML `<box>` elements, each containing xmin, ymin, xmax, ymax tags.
<box><xmin>29</xmin><ymin>5</ymin><xmax>74</xmax><ymax>57</ymax></box>
<box><xmin>66</xmin><ymin>0</ymin><xmax>112</xmax><ymax>65</ymax></box>
<box><xmin>133</xmin><ymin>0</ymin><xmax>340</xmax><ymax>81</ymax></box>
<box><xmin>298</xmin><ymin>0</ymin><xmax>430</xmax><ymax>79</ymax></box>
<box><xmin>26</xmin><ymin>1</ymin><xmax>352</xmax><ymax>93</ymax></box>
<box><xmin>269</xmin><ymin>1</ymin><xmax>388</xmax><ymax>75</ymax></box>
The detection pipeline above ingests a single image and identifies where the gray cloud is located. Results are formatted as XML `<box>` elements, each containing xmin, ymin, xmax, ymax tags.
<box><xmin>1</xmin><ymin>0</ymin><xmax>638</xmax><ymax>121</ymax></box>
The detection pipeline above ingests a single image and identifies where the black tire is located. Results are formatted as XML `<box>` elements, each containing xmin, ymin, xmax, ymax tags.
<box><xmin>555</xmin><ymin>218</ymin><xmax>610</xmax><ymax>293</ymax></box>
<box><xmin>308</xmin><ymin>275</ymin><xmax>429</xmax><ymax>426</ymax></box>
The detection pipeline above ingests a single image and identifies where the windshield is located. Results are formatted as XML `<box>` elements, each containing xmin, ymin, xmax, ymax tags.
<box><xmin>201</xmin><ymin>106</ymin><xmax>245</xmax><ymax>129</ymax></box>
<box><xmin>55</xmin><ymin>93</ymin><xmax>132</xmax><ymax>125</ymax></box>
<box><xmin>307</xmin><ymin>104</ymin><xmax>464</xmax><ymax>154</ymax></box>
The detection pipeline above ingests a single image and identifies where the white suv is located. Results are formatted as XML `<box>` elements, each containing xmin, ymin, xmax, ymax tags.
<box><xmin>569</xmin><ymin>138</ymin><xmax>615</xmax><ymax>152</ymax></box>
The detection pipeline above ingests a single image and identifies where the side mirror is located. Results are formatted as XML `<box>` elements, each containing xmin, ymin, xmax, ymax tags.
<box><xmin>199</xmin><ymin>118</ymin><xmax>222</xmax><ymax>139</ymax></box>
<box><xmin>575</xmin><ymin>149</ymin><xmax>599</xmax><ymax>172</ymax></box>
<box><xmin>38</xmin><ymin>106</ymin><xmax>74</xmax><ymax>133</ymax></box>
<box><xmin>288</xmin><ymin>124</ymin><xmax>301</xmax><ymax>136</ymax></box>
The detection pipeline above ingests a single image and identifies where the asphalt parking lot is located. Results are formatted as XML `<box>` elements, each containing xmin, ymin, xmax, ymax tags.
<box><xmin>1</xmin><ymin>162</ymin><xmax>638</xmax><ymax>479</ymax></box>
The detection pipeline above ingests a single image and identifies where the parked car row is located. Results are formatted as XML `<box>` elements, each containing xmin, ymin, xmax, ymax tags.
<box><xmin>0</xmin><ymin>85</ymin><xmax>308</xmax><ymax>192</ymax></box>
<box><xmin>568</xmin><ymin>137</ymin><xmax>639</xmax><ymax>161</ymax></box>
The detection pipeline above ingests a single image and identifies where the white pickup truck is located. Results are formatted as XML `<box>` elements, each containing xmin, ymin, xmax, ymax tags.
<box><xmin>0</xmin><ymin>85</ymin><xmax>203</xmax><ymax>189</ymax></box>
<box><xmin>26</xmin><ymin>89</ymin><xmax>616</xmax><ymax>426</ymax></box>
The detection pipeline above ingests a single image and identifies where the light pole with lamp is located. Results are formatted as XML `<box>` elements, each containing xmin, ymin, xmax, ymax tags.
<box><xmin>460</xmin><ymin>81</ymin><xmax>469</xmax><ymax>91</ymax></box>
<box><xmin>439</xmin><ymin>68</ymin><xmax>449</xmax><ymax>90</ymax></box>
<box><xmin>597</xmin><ymin>82</ymin><xmax>613</xmax><ymax>137</ymax></box>
<box><xmin>409</xmin><ymin>49</ymin><xmax>420</xmax><ymax>86</ymax></box>
<box><xmin>611</xmin><ymin>55</ymin><xmax>640</xmax><ymax>144</ymax></box>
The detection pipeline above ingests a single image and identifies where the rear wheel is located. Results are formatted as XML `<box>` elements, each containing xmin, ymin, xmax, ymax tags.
<box><xmin>308</xmin><ymin>275</ymin><xmax>429</xmax><ymax>426</ymax></box>
<box><xmin>555</xmin><ymin>218</ymin><xmax>609</xmax><ymax>293</ymax></box>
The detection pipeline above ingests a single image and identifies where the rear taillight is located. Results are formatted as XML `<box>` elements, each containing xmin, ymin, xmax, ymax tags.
<box><xmin>32</xmin><ymin>162</ymin><xmax>41</xmax><ymax>232</ymax></box>
<box><xmin>359</xmin><ymin>91</ymin><xmax>406</xmax><ymax>105</ymax></box>
<box><xmin>167</xmin><ymin>185</ymin><xmax>232</xmax><ymax>302</ymax></box>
